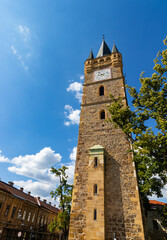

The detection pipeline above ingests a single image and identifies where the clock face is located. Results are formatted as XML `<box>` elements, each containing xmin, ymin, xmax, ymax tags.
<box><xmin>94</xmin><ymin>68</ymin><xmax>111</xmax><ymax>81</ymax></box>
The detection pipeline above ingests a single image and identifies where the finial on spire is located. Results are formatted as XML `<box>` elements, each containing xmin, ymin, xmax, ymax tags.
<box><xmin>103</xmin><ymin>34</ymin><xmax>105</xmax><ymax>40</ymax></box>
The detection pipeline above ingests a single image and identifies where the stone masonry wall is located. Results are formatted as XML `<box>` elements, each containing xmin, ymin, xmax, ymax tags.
<box><xmin>69</xmin><ymin>54</ymin><xmax>145</xmax><ymax>240</ymax></box>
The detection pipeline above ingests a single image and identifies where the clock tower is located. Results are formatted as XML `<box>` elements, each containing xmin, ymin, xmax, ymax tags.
<box><xmin>69</xmin><ymin>39</ymin><xmax>145</xmax><ymax>240</ymax></box>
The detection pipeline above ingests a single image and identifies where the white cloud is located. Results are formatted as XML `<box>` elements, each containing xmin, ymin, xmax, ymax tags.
<box><xmin>0</xmin><ymin>147</ymin><xmax>61</xmax><ymax>183</ymax></box>
<box><xmin>0</xmin><ymin>146</ymin><xmax>77</xmax><ymax>205</ymax></box>
<box><xmin>64</xmin><ymin>121</ymin><xmax>70</xmax><ymax>126</ymax></box>
<box><xmin>14</xmin><ymin>180</ymin><xmax>53</xmax><ymax>196</ymax></box>
<box><xmin>7</xmin><ymin>147</ymin><xmax>61</xmax><ymax>182</ymax></box>
<box><xmin>13</xmin><ymin>180</ymin><xmax>59</xmax><ymax>205</ymax></box>
<box><xmin>66</xmin><ymin>163</ymin><xmax>75</xmax><ymax>185</ymax></box>
<box><xmin>0</xmin><ymin>150</ymin><xmax>10</xmax><ymax>163</ymax></box>
<box><xmin>10</xmin><ymin>25</ymin><xmax>33</xmax><ymax>71</ymax></box>
<box><xmin>67</xmin><ymin>82</ymin><xmax>82</xmax><ymax>92</ymax></box>
<box><xmin>11</xmin><ymin>45</ymin><xmax>28</xmax><ymax>71</ymax></box>
<box><xmin>70</xmin><ymin>147</ymin><xmax>77</xmax><ymax>161</ymax></box>
<box><xmin>64</xmin><ymin>105</ymin><xmax>80</xmax><ymax>126</ymax></box>
<box><xmin>11</xmin><ymin>46</ymin><xmax>17</xmax><ymax>55</ymax></box>
<box><xmin>18</xmin><ymin>25</ymin><xmax>31</xmax><ymax>42</ymax></box>
<box><xmin>161</xmin><ymin>185</ymin><xmax>167</xmax><ymax>201</ymax></box>
<box><xmin>67</xmin><ymin>82</ymin><xmax>83</xmax><ymax>103</ymax></box>
<box><xmin>79</xmin><ymin>74</ymin><xmax>84</xmax><ymax>80</ymax></box>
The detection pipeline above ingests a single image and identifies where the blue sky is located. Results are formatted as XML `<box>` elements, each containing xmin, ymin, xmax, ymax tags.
<box><xmin>0</xmin><ymin>0</ymin><xmax>166</xmax><ymax>203</ymax></box>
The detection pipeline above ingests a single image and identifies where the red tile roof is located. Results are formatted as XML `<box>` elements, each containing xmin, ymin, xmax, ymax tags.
<box><xmin>0</xmin><ymin>181</ymin><xmax>37</xmax><ymax>205</ymax></box>
<box><xmin>149</xmin><ymin>200</ymin><xmax>167</xmax><ymax>206</ymax></box>
<box><xmin>38</xmin><ymin>199</ymin><xmax>59</xmax><ymax>214</ymax></box>
<box><xmin>0</xmin><ymin>181</ymin><xmax>59</xmax><ymax>213</ymax></box>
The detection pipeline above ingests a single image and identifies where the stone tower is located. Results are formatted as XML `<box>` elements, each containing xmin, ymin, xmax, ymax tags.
<box><xmin>69</xmin><ymin>39</ymin><xmax>145</xmax><ymax>240</ymax></box>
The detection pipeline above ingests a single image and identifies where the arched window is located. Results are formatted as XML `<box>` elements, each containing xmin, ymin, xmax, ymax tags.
<box><xmin>94</xmin><ymin>157</ymin><xmax>98</xmax><ymax>167</ymax></box>
<box><xmin>94</xmin><ymin>209</ymin><xmax>97</xmax><ymax>220</ymax></box>
<box><xmin>94</xmin><ymin>184</ymin><xmax>97</xmax><ymax>195</ymax></box>
<box><xmin>99</xmin><ymin>86</ymin><xmax>104</xmax><ymax>96</ymax></box>
<box><xmin>100</xmin><ymin>110</ymin><xmax>105</xmax><ymax>119</ymax></box>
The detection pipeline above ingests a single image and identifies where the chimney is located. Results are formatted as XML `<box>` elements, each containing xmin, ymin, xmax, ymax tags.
<box><xmin>20</xmin><ymin>187</ymin><xmax>24</xmax><ymax>192</ymax></box>
<box><xmin>49</xmin><ymin>202</ymin><xmax>51</xmax><ymax>205</ymax></box>
<box><xmin>28</xmin><ymin>191</ymin><xmax>31</xmax><ymax>195</ymax></box>
<box><xmin>37</xmin><ymin>197</ymin><xmax>40</xmax><ymax>200</ymax></box>
<box><xmin>54</xmin><ymin>204</ymin><xmax>56</xmax><ymax>207</ymax></box>
<box><xmin>43</xmin><ymin>199</ymin><xmax>47</xmax><ymax>203</ymax></box>
<box><xmin>8</xmin><ymin>181</ymin><xmax>14</xmax><ymax>187</ymax></box>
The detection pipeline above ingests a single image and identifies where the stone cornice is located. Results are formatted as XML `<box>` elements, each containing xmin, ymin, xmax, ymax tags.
<box><xmin>81</xmin><ymin>97</ymin><xmax>126</xmax><ymax>107</ymax></box>
<box><xmin>83</xmin><ymin>76</ymin><xmax>124</xmax><ymax>86</ymax></box>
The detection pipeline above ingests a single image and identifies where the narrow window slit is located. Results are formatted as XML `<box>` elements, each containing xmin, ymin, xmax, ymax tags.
<box><xmin>94</xmin><ymin>209</ymin><xmax>97</xmax><ymax>220</ymax></box>
<box><xmin>94</xmin><ymin>184</ymin><xmax>97</xmax><ymax>195</ymax></box>
<box><xmin>94</xmin><ymin>157</ymin><xmax>98</xmax><ymax>167</ymax></box>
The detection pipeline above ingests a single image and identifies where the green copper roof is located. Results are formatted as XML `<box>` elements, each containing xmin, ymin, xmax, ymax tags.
<box><xmin>96</xmin><ymin>39</ymin><xmax>111</xmax><ymax>58</ymax></box>
<box><xmin>89</xmin><ymin>145</ymin><xmax>104</xmax><ymax>150</ymax></box>
<box><xmin>112</xmin><ymin>43</ymin><xmax>119</xmax><ymax>53</ymax></box>
<box><xmin>88</xmin><ymin>49</ymin><xmax>94</xmax><ymax>59</ymax></box>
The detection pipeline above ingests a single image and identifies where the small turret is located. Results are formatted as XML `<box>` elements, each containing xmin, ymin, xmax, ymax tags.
<box><xmin>88</xmin><ymin>49</ymin><xmax>94</xmax><ymax>59</ymax></box>
<box><xmin>111</xmin><ymin>42</ymin><xmax>122</xmax><ymax>67</ymax></box>
<box><xmin>112</xmin><ymin>43</ymin><xmax>119</xmax><ymax>53</ymax></box>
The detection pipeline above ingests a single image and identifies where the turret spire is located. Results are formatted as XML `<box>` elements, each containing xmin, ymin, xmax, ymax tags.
<box><xmin>96</xmin><ymin>38</ymin><xmax>111</xmax><ymax>58</ymax></box>
<box><xmin>112</xmin><ymin>42</ymin><xmax>119</xmax><ymax>53</ymax></box>
<box><xmin>88</xmin><ymin>49</ymin><xmax>94</xmax><ymax>59</ymax></box>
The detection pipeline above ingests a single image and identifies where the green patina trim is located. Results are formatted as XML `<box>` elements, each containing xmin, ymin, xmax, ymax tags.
<box><xmin>89</xmin><ymin>145</ymin><xmax>105</xmax><ymax>155</ymax></box>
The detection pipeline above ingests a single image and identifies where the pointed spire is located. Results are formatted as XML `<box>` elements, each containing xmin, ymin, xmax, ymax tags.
<box><xmin>88</xmin><ymin>49</ymin><xmax>94</xmax><ymax>59</ymax></box>
<box><xmin>112</xmin><ymin>43</ymin><xmax>119</xmax><ymax>53</ymax></box>
<box><xmin>96</xmin><ymin>38</ymin><xmax>111</xmax><ymax>58</ymax></box>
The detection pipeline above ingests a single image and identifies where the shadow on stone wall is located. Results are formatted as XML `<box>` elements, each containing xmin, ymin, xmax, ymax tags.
<box><xmin>104</xmin><ymin>151</ymin><xmax>126</xmax><ymax>240</ymax></box>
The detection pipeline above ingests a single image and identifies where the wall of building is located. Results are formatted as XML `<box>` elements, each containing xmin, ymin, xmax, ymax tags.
<box><xmin>69</xmin><ymin>51</ymin><xmax>145</xmax><ymax>240</ymax></box>
<box><xmin>0</xmin><ymin>183</ymin><xmax>58</xmax><ymax>238</ymax></box>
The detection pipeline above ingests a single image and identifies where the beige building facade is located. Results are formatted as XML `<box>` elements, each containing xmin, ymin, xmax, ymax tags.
<box><xmin>0</xmin><ymin>180</ymin><xmax>59</xmax><ymax>238</ymax></box>
<box><xmin>69</xmin><ymin>39</ymin><xmax>145</xmax><ymax>240</ymax></box>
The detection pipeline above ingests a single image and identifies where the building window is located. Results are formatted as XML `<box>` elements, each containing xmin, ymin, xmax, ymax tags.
<box><xmin>17</xmin><ymin>209</ymin><xmax>22</xmax><ymax>219</ymax></box>
<box><xmin>153</xmin><ymin>220</ymin><xmax>159</xmax><ymax>230</ymax></box>
<box><xmin>94</xmin><ymin>209</ymin><xmax>97</xmax><ymax>220</ymax></box>
<box><xmin>94</xmin><ymin>157</ymin><xmax>98</xmax><ymax>167</ymax></box>
<box><xmin>41</xmin><ymin>216</ymin><xmax>44</xmax><ymax>226</ymax></box>
<box><xmin>23</xmin><ymin>211</ymin><xmax>26</xmax><ymax>220</ymax></box>
<box><xmin>99</xmin><ymin>86</ymin><xmax>104</xmax><ymax>96</ymax></box>
<box><xmin>32</xmin><ymin>213</ymin><xmax>36</xmax><ymax>223</ymax></box>
<box><xmin>4</xmin><ymin>205</ymin><xmax>10</xmax><ymax>217</ymax></box>
<box><xmin>100</xmin><ymin>110</ymin><xmax>105</xmax><ymax>119</ymax></box>
<box><xmin>27</xmin><ymin>212</ymin><xmax>31</xmax><ymax>222</ymax></box>
<box><xmin>11</xmin><ymin>207</ymin><xmax>16</xmax><ymax>218</ymax></box>
<box><xmin>38</xmin><ymin>215</ymin><xmax>41</xmax><ymax>226</ymax></box>
<box><xmin>94</xmin><ymin>184</ymin><xmax>97</xmax><ymax>195</ymax></box>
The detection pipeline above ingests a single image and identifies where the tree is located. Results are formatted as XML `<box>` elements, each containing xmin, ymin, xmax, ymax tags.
<box><xmin>48</xmin><ymin>166</ymin><xmax>73</xmax><ymax>239</ymax></box>
<box><xmin>159</xmin><ymin>205</ymin><xmax>167</xmax><ymax>228</ymax></box>
<box><xmin>107</xmin><ymin>38</ymin><xmax>167</xmax><ymax>209</ymax></box>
